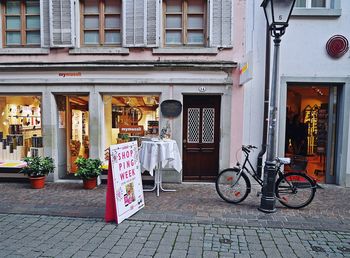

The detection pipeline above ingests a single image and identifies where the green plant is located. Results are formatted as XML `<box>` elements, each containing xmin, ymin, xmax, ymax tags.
<box><xmin>20</xmin><ymin>156</ymin><xmax>55</xmax><ymax>177</ymax></box>
<box><xmin>74</xmin><ymin>157</ymin><xmax>102</xmax><ymax>179</ymax></box>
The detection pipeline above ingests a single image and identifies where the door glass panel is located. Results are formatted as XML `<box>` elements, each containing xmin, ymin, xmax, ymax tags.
<box><xmin>202</xmin><ymin>108</ymin><xmax>215</xmax><ymax>143</ymax></box>
<box><xmin>187</xmin><ymin>108</ymin><xmax>200</xmax><ymax>143</ymax></box>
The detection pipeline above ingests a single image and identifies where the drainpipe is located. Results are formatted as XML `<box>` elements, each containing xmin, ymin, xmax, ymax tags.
<box><xmin>256</xmin><ymin>23</ymin><xmax>271</xmax><ymax>178</ymax></box>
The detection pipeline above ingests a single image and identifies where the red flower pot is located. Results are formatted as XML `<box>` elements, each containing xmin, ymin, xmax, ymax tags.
<box><xmin>83</xmin><ymin>177</ymin><xmax>97</xmax><ymax>190</ymax></box>
<box><xmin>29</xmin><ymin>176</ymin><xmax>46</xmax><ymax>189</ymax></box>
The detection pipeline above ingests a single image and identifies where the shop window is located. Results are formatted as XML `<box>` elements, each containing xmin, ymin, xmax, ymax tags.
<box><xmin>285</xmin><ymin>85</ymin><xmax>338</xmax><ymax>184</ymax></box>
<box><xmin>0</xmin><ymin>95</ymin><xmax>42</xmax><ymax>165</ymax></box>
<box><xmin>163</xmin><ymin>0</ymin><xmax>206</xmax><ymax>46</ymax></box>
<box><xmin>80</xmin><ymin>0</ymin><xmax>122</xmax><ymax>46</ymax></box>
<box><xmin>1</xmin><ymin>0</ymin><xmax>40</xmax><ymax>47</ymax></box>
<box><xmin>103</xmin><ymin>95</ymin><xmax>159</xmax><ymax>152</ymax></box>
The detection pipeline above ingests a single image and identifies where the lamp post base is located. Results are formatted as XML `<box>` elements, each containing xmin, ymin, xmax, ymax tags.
<box><xmin>258</xmin><ymin>197</ymin><xmax>276</xmax><ymax>213</ymax></box>
<box><xmin>259</xmin><ymin>160</ymin><xmax>277</xmax><ymax>213</ymax></box>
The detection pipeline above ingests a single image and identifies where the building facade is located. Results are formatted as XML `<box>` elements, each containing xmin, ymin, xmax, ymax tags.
<box><xmin>0</xmin><ymin>0</ymin><xmax>246</xmax><ymax>182</ymax></box>
<box><xmin>245</xmin><ymin>0</ymin><xmax>350</xmax><ymax>186</ymax></box>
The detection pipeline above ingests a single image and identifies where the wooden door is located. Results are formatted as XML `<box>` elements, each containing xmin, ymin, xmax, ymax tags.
<box><xmin>183</xmin><ymin>95</ymin><xmax>221</xmax><ymax>181</ymax></box>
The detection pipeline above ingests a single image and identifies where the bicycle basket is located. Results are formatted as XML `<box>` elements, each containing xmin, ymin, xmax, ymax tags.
<box><xmin>289</xmin><ymin>155</ymin><xmax>308</xmax><ymax>171</ymax></box>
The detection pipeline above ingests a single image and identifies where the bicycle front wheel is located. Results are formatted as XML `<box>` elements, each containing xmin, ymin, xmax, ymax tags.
<box><xmin>215</xmin><ymin>168</ymin><xmax>250</xmax><ymax>204</ymax></box>
<box><xmin>275</xmin><ymin>172</ymin><xmax>316</xmax><ymax>209</ymax></box>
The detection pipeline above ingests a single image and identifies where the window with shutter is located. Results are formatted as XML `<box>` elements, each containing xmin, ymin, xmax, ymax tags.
<box><xmin>1</xmin><ymin>0</ymin><xmax>40</xmax><ymax>47</ymax></box>
<box><xmin>163</xmin><ymin>0</ymin><xmax>207</xmax><ymax>46</ymax></box>
<box><xmin>80</xmin><ymin>0</ymin><xmax>121</xmax><ymax>46</ymax></box>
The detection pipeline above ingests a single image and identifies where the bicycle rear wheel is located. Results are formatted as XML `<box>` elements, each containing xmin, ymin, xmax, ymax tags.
<box><xmin>215</xmin><ymin>168</ymin><xmax>250</xmax><ymax>204</ymax></box>
<box><xmin>275</xmin><ymin>172</ymin><xmax>316</xmax><ymax>209</ymax></box>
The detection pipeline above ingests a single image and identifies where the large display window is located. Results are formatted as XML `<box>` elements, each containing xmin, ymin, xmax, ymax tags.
<box><xmin>0</xmin><ymin>95</ymin><xmax>42</xmax><ymax>167</ymax></box>
<box><xmin>285</xmin><ymin>86</ymin><xmax>338</xmax><ymax>184</ymax></box>
<box><xmin>103</xmin><ymin>95</ymin><xmax>159</xmax><ymax>155</ymax></box>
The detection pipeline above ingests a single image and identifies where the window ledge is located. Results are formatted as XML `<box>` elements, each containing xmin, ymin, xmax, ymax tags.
<box><xmin>153</xmin><ymin>47</ymin><xmax>219</xmax><ymax>55</ymax></box>
<box><xmin>69</xmin><ymin>47</ymin><xmax>129</xmax><ymax>55</ymax></box>
<box><xmin>292</xmin><ymin>8</ymin><xmax>341</xmax><ymax>17</ymax></box>
<box><xmin>0</xmin><ymin>48</ymin><xmax>49</xmax><ymax>55</ymax></box>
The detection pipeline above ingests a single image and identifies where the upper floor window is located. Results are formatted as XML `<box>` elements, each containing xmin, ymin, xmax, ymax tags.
<box><xmin>164</xmin><ymin>0</ymin><xmax>206</xmax><ymax>46</ymax></box>
<box><xmin>295</xmin><ymin>0</ymin><xmax>329</xmax><ymax>8</ymax></box>
<box><xmin>2</xmin><ymin>0</ymin><xmax>40</xmax><ymax>47</ymax></box>
<box><xmin>81</xmin><ymin>0</ymin><xmax>121</xmax><ymax>46</ymax></box>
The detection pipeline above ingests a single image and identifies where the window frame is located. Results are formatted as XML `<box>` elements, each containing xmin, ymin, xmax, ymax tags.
<box><xmin>80</xmin><ymin>0</ymin><xmax>122</xmax><ymax>47</ymax></box>
<box><xmin>1</xmin><ymin>0</ymin><xmax>40</xmax><ymax>48</ymax></box>
<box><xmin>295</xmin><ymin>0</ymin><xmax>330</xmax><ymax>8</ymax></box>
<box><xmin>163</xmin><ymin>0</ymin><xmax>207</xmax><ymax>47</ymax></box>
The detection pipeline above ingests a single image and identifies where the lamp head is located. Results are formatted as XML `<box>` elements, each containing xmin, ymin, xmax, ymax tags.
<box><xmin>261</xmin><ymin>0</ymin><xmax>296</xmax><ymax>37</ymax></box>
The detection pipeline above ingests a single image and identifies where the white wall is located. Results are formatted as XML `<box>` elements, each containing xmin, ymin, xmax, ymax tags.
<box><xmin>247</xmin><ymin>1</ymin><xmax>350</xmax><ymax>185</ymax></box>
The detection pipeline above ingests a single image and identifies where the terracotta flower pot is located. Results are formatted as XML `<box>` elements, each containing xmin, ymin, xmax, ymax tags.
<box><xmin>83</xmin><ymin>177</ymin><xmax>97</xmax><ymax>190</ymax></box>
<box><xmin>29</xmin><ymin>176</ymin><xmax>46</xmax><ymax>189</ymax></box>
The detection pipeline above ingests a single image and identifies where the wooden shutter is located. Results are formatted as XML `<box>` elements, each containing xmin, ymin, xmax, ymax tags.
<box><xmin>209</xmin><ymin>0</ymin><xmax>232</xmax><ymax>48</ymax></box>
<box><xmin>146</xmin><ymin>0</ymin><xmax>160</xmax><ymax>47</ymax></box>
<box><xmin>50</xmin><ymin>0</ymin><xmax>75</xmax><ymax>47</ymax></box>
<box><xmin>123</xmin><ymin>0</ymin><xmax>159</xmax><ymax>47</ymax></box>
<box><xmin>40</xmin><ymin>0</ymin><xmax>50</xmax><ymax>47</ymax></box>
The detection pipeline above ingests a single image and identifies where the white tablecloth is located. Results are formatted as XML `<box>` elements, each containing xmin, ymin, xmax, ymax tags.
<box><xmin>139</xmin><ymin>139</ymin><xmax>182</xmax><ymax>176</ymax></box>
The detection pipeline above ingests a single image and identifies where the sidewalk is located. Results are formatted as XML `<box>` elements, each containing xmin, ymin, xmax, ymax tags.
<box><xmin>0</xmin><ymin>182</ymin><xmax>349</xmax><ymax>232</ymax></box>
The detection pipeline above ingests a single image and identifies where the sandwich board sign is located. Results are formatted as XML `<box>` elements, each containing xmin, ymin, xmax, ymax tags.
<box><xmin>105</xmin><ymin>141</ymin><xmax>144</xmax><ymax>224</ymax></box>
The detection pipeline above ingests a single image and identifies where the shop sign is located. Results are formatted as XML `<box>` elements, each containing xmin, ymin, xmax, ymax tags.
<box><xmin>239</xmin><ymin>51</ymin><xmax>253</xmax><ymax>85</ymax></box>
<box><xmin>110</xmin><ymin>141</ymin><xmax>145</xmax><ymax>224</ymax></box>
<box><xmin>160</xmin><ymin>100</ymin><xmax>182</xmax><ymax>118</ymax></box>
<box><xmin>119</xmin><ymin>125</ymin><xmax>144</xmax><ymax>135</ymax></box>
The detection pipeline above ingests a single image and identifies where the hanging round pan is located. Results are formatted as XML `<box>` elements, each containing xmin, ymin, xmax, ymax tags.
<box><xmin>160</xmin><ymin>100</ymin><xmax>182</xmax><ymax>118</ymax></box>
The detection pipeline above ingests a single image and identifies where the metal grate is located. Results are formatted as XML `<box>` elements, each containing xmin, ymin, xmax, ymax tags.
<box><xmin>202</xmin><ymin>108</ymin><xmax>215</xmax><ymax>143</ymax></box>
<box><xmin>187</xmin><ymin>108</ymin><xmax>200</xmax><ymax>143</ymax></box>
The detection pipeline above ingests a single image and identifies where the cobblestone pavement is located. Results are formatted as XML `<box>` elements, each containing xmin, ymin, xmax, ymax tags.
<box><xmin>0</xmin><ymin>182</ymin><xmax>349</xmax><ymax>232</ymax></box>
<box><xmin>0</xmin><ymin>213</ymin><xmax>350</xmax><ymax>258</ymax></box>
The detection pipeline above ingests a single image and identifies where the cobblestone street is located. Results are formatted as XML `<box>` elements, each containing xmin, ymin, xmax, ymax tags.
<box><xmin>0</xmin><ymin>182</ymin><xmax>350</xmax><ymax>257</ymax></box>
<box><xmin>1</xmin><ymin>214</ymin><xmax>350</xmax><ymax>258</ymax></box>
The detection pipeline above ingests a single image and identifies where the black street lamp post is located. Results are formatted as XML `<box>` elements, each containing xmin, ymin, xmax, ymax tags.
<box><xmin>259</xmin><ymin>0</ymin><xmax>296</xmax><ymax>213</ymax></box>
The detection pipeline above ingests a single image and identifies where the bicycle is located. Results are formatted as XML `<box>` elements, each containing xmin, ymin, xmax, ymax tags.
<box><xmin>215</xmin><ymin>145</ymin><xmax>317</xmax><ymax>209</ymax></box>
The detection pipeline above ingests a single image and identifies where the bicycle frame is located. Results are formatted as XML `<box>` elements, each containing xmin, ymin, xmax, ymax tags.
<box><xmin>239</xmin><ymin>149</ymin><xmax>264</xmax><ymax>186</ymax></box>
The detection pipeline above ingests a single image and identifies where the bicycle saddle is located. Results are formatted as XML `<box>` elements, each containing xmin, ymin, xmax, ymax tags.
<box><xmin>276</xmin><ymin>157</ymin><xmax>291</xmax><ymax>164</ymax></box>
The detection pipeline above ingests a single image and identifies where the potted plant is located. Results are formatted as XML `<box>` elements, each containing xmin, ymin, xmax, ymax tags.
<box><xmin>20</xmin><ymin>156</ymin><xmax>55</xmax><ymax>189</ymax></box>
<box><xmin>74</xmin><ymin>157</ymin><xmax>102</xmax><ymax>189</ymax></box>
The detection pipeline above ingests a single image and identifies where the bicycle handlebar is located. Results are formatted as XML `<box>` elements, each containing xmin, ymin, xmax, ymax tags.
<box><xmin>242</xmin><ymin>145</ymin><xmax>257</xmax><ymax>153</ymax></box>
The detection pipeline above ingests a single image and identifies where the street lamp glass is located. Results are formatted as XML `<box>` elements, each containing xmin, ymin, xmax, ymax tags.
<box><xmin>261</xmin><ymin>0</ymin><xmax>296</xmax><ymax>30</ymax></box>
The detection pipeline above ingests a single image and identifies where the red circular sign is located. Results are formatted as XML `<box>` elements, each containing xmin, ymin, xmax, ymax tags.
<box><xmin>326</xmin><ymin>35</ymin><xmax>349</xmax><ymax>58</ymax></box>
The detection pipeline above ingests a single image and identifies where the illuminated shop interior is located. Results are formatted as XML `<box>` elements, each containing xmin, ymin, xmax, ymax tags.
<box><xmin>0</xmin><ymin>95</ymin><xmax>42</xmax><ymax>166</ymax></box>
<box><xmin>103</xmin><ymin>95</ymin><xmax>160</xmax><ymax>150</ymax></box>
<box><xmin>285</xmin><ymin>85</ymin><xmax>337</xmax><ymax>184</ymax></box>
